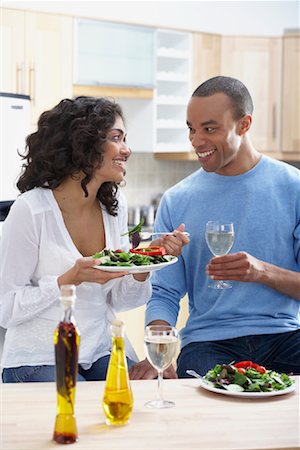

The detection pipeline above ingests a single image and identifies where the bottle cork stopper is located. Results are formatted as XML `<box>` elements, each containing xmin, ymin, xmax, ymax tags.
<box><xmin>60</xmin><ymin>284</ymin><xmax>76</xmax><ymax>307</ymax></box>
<box><xmin>111</xmin><ymin>319</ymin><xmax>125</xmax><ymax>337</ymax></box>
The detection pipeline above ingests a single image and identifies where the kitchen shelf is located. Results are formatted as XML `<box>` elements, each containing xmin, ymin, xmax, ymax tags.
<box><xmin>73</xmin><ymin>84</ymin><xmax>153</xmax><ymax>99</ymax></box>
<box><xmin>154</xmin><ymin>29</ymin><xmax>192</xmax><ymax>154</ymax></box>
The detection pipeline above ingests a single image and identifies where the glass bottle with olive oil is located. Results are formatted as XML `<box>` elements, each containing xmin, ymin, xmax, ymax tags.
<box><xmin>102</xmin><ymin>319</ymin><xmax>133</xmax><ymax>426</ymax></box>
<box><xmin>53</xmin><ymin>284</ymin><xmax>80</xmax><ymax>444</ymax></box>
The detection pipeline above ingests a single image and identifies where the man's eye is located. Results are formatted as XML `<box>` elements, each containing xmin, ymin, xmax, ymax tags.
<box><xmin>206</xmin><ymin>127</ymin><xmax>215</xmax><ymax>133</ymax></box>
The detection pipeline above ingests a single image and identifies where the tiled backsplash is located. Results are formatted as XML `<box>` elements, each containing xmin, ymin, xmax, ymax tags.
<box><xmin>122</xmin><ymin>153</ymin><xmax>197</xmax><ymax>207</ymax></box>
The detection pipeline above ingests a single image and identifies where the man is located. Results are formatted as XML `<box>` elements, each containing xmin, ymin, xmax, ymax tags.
<box><xmin>129</xmin><ymin>76</ymin><xmax>300</xmax><ymax>379</ymax></box>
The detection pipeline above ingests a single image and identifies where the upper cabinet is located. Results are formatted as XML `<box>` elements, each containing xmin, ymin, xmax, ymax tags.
<box><xmin>154</xmin><ymin>29</ymin><xmax>192</xmax><ymax>152</ymax></box>
<box><xmin>1</xmin><ymin>8</ymin><xmax>73</xmax><ymax>129</ymax></box>
<box><xmin>281</xmin><ymin>34</ymin><xmax>300</xmax><ymax>153</ymax></box>
<box><xmin>221</xmin><ymin>36</ymin><xmax>282</xmax><ymax>153</ymax></box>
<box><xmin>73</xmin><ymin>19</ymin><xmax>155</xmax><ymax>91</ymax></box>
<box><xmin>192</xmin><ymin>32</ymin><xmax>221</xmax><ymax>90</ymax></box>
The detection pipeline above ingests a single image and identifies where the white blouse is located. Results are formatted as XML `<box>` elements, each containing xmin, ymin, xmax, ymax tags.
<box><xmin>0</xmin><ymin>188</ymin><xmax>151</xmax><ymax>369</ymax></box>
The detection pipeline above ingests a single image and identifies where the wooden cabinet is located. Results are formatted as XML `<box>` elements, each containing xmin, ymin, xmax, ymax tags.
<box><xmin>281</xmin><ymin>34</ymin><xmax>300</xmax><ymax>154</ymax></box>
<box><xmin>221</xmin><ymin>36</ymin><xmax>282</xmax><ymax>153</ymax></box>
<box><xmin>1</xmin><ymin>8</ymin><xmax>73</xmax><ymax>129</ymax></box>
<box><xmin>192</xmin><ymin>32</ymin><xmax>221</xmax><ymax>90</ymax></box>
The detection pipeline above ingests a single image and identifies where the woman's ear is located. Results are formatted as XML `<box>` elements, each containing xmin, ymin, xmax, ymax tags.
<box><xmin>238</xmin><ymin>114</ymin><xmax>252</xmax><ymax>135</ymax></box>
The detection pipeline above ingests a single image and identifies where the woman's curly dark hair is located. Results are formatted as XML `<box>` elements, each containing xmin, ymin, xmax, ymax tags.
<box><xmin>17</xmin><ymin>96</ymin><xmax>125</xmax><ymax>216</ymax></box>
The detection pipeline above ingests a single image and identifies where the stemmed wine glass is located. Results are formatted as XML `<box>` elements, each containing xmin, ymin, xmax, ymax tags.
<box><xmin>144</xmin><ymin>325</ymin><xmax>178</xmax><ymax>409</ymax></box>
<box><xmin>205</xmin><ymin>221</ymin><xmax>234</xmax><ymax>289</ymax></box>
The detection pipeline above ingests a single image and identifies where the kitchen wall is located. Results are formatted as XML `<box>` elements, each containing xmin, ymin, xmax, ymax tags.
<box><xmin>3</xmin><ymin>1</ymin><xmax>299</xmax><ymax>36</ymax></box>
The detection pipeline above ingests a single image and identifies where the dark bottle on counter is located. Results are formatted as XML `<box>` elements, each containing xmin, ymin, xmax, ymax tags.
<box><xmin>102</xmin><ymin>319</ymin><xmax>133</xmax><ymax>426</ymax></box>
<box><xmin>53</xmin><ymin>284</ymin><xmax>80</xmax><ymax>444</ymax></box>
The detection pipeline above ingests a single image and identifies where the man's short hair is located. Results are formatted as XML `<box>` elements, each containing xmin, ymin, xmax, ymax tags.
<box><xmin>192</xmin><ymin>76</ymin><xmax>254</xmax><ymax>120</ymax></box>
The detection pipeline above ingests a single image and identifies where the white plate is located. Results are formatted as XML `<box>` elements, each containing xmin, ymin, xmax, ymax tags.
<box><xmin>198</xmin><ymin>377</ymin><xmax>297</xmax><ymax>398</ymax></box>
<box><xmin>93</xmin><ymin>256</ymin><xmax>178</xmax><ymax>274</ymax></box>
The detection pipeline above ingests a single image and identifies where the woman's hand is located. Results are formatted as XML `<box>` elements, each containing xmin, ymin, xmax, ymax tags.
<box><xmin>151</xmin><ymin>223</ymin><xmax>190</xmax><ymax>257</ymax></box>
<box><xmin>57</xmin><ymin>257</ymin><xmax>129</xmax><ymax>287</ymax></box>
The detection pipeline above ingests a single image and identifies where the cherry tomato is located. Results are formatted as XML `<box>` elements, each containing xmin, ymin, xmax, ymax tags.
<box><xmin>237</xmin><ymin>367</ymin><xmax>246</xmax><ymax>375</ymax></box>
<box><xmin>130</xmin><ymin>246</ymin><xmax>166</xmax><ymax>256</ymax></box>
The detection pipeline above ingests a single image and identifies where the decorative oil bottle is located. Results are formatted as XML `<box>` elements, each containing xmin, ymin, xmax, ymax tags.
<box><xmin>53</xmin><ymin>284</ymin><xmax>80</xmax><ymax>444</ymax></box>
<box><xmin>102</xmin><ymin>319</ymin><xmax>133</xmax><ymax>426</ymax></box>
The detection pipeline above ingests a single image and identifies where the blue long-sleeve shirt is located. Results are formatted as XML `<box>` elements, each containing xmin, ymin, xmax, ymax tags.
<box><xmin>146</xmin><ymin>155</ymin><xmax>300</xmax><ymax>349</ymax></box>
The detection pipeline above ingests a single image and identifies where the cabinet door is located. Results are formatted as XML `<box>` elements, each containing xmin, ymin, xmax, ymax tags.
<box><xmin>221</xmin><ymin>37</ymin><xmax>282</xmax><ymax>152</ymax></box>
<box><xmin>281</xmin><ymin>35</ymin><xmax>300</xmax><ymax>153</ymax></box>
<box><xmin>192</xmin><ymin>32</ymin><xmax>221</xmax><ymax>91</ymax></box>
<box><xmin>0</xmin><ymin>8</ymin><xmax>25</xmax><ymax>94</ymax></box>
<box><xmin>74</xmin><ymin>19</ymin><xmax>155</xmax><ymax>88</ymax></box>
<box><xmin>25</xmin><ymin>12</ymin><xmax>73</xmax><ymax>128</ymax></box>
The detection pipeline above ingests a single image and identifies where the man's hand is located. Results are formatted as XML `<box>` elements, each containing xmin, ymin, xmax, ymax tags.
<box><xmin>151</xmin><ymin>223</ymin><xmax>190</xmax><ymax>257</ymax></box>
<box><xmin>206</xmin><ymin>251</ymin><xmax>265</xmax><ymax>283</ymax></box>
<box><xmin>129</xmin><ymin>358</ymin><xmax>178</xmax><ymax>380</ymax></box>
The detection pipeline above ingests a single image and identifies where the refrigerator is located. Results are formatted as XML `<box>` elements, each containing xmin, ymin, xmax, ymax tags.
<box><xmin>0</xmin><ymin>92</ymin><xmax>31</xmax><ymax>233</ymax></box>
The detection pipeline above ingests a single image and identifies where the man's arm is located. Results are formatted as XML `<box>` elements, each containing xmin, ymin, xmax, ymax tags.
<box><xmin>207</xmin><ymin>252</ymin><xmax>300</xmax><ymax>300</ymax></box>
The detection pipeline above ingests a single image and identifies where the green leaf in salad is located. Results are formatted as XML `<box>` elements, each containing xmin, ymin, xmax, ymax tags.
<box><xmin>92</xmin><ymin>249</ymin><xmax>172</xmax><ymax>267</ymax></box>
<box><xmin>121</xmin><ymin>219</ymin><xmax>144</xmax><ymax>248</ymax></box>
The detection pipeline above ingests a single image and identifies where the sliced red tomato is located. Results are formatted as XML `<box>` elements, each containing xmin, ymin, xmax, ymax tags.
<box><xmin>130</xmin><ymin>246</ymin><xmax>166</xmax><ymax>256</ymax></box>
<box><xmin>234</xmin><ymin>361</ymin><xmax>267</xmax><ymax>373</ymax></box>
<box><xmin>234</xmin><ymin>361</ymin><xmax>253</xmax><ymax>369</ymax></box>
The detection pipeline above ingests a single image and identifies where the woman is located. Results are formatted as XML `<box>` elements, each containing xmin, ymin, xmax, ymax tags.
<box><xmin>0</xmin><ymin>96</ymin><xmax>188</xmax><ymax>382</ymax></box>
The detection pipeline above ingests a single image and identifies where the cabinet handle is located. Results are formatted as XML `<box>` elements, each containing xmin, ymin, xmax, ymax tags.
<box><xmin>29</xmin><ymin>66</ymin><xmax>35</xmax><ymax>104</ymax></box>
<box><xmin>272</xmin><ymin>104</ymin><xmax>276</xmax><ymax>140</ymax></box>
<box><xmin>16</xmin><ymin>63</ymin><xmax>24</xmax><ymax>94</ymax></box>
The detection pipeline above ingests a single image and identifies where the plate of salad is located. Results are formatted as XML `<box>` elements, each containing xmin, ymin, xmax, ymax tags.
<box><xmin>92</xmin><ymin>249</ymin><xmax>178</xmax><ymax>273</ymax></box>
<box><xmin>198</xmin><ymin>361</ymin><xmax>296</xmax><ymax>398</ymax></box>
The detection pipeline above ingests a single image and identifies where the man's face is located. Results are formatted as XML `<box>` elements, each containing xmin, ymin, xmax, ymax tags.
<box><xmin>186</xmin><ymin>93</ymin><xmax>246</xmax><ymax>176</ymax></box>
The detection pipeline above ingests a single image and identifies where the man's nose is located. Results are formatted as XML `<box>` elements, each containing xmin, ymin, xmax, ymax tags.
<box><xmin>190</xmin><ymin>131</ymin><xmax>206</xmax><ymax>147</ymax></box>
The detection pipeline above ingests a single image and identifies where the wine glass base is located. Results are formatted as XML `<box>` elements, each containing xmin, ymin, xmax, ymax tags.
<box><xmin>208</xmin><ymin>281</ymin><xmax>232</xmax><ymax>289</ymax></box>
<box><xmin>145</xmin><ymin>399</ymin><xmax>175</xmax><ymax>409</ymax></box>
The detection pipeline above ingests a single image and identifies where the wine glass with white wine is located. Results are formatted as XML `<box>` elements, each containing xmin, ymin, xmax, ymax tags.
<box><xmin>144</xmin><ymin>324</ymin><xmax>178</xmax><ymax>409</ymax></box>
<box><xmin>205</xmin><ymin>221</ymin><xmax>234</xmax><ymax>289</ymax></box>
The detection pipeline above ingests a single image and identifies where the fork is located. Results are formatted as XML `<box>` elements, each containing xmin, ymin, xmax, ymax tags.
<box><xmin>139</xmin><ymin>231</ymin><xmax>190</xmax><ymax>240</ymax></box>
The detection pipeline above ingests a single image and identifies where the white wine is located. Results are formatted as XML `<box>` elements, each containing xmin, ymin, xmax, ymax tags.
<box><xmin>206</xmin><ymin>231</ymin><xmax>234</xmax><ymax>256</ymax></box>
<box><xmin>144</xmin><ymin>336</ymin><xmax>178</xmax><ymax>371</ymax></box>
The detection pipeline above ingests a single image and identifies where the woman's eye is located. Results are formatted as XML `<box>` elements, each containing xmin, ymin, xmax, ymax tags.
<box><xmin>111</xmin><ymin>134</ymin><xmax>121</xmax><ymax>142</ymax></box>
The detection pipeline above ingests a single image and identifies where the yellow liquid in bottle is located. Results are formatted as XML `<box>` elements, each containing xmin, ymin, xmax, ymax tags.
<box><xmin>53</xmin><ymin>321</ymin><xmax>80</xmax><ymax>444</ymax></box>
<box><xmin>102</xmin><ymin>335</ymin><xmax>133</xmax><ymax>426</ymax></box>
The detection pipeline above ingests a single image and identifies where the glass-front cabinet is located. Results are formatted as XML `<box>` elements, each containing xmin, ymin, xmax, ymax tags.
<box><xmin>74</xmin><ymin>18</ymin><xmax>155</xmax><ymax>88</ymax></box>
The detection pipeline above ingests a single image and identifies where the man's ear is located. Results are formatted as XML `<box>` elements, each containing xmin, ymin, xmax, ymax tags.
<box><xmin>238</xmin><ymin>114</ymin><xmax>252</xmax><ymax>135</ymax></box>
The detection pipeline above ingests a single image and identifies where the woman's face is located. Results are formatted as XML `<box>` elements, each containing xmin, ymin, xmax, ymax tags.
<box><xmin>94</xmin><ymin>115</ymin><xmax>131</xmax><ymax>184</ymax></box>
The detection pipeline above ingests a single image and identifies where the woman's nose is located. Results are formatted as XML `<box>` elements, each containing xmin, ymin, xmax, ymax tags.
<box><xmin>121</xmin><ymin>144</ymin><xmax>132</xmax><ymax>157</ymax></box>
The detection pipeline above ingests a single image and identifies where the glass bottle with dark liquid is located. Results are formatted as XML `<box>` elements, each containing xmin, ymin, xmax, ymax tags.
<box><xmin>53</xmin><ymin>284</ymin><xmax>80</xmax><ymax>444</ymax></box>
<box><xmin>102</xmin><ymin>319</ymin><xmax>133</xmax><ymax>426</ymax></box>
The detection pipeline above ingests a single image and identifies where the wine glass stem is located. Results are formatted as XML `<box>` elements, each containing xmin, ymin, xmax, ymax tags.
<box><xmin>157</xmin><ymin>370</ymin><xmax>163</xmax><ymax>401</ymax></box>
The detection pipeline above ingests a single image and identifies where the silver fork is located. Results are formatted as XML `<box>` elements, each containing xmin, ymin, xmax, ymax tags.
<box><xmin>140</xmin><ymin>231</ymin><xmax>190</xmax><ymax>240</ymax></box>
